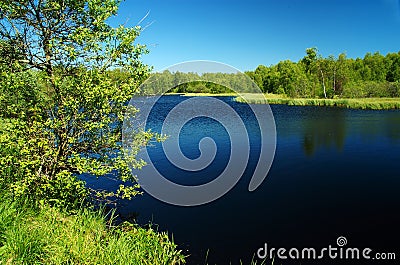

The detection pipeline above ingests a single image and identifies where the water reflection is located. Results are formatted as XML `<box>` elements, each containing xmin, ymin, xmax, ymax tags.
<box><xmin>275</xmin><ymin>106</ymin><xmax>400</xmax><ymax>157</ymax></box>
<box><xmin>381</xmin><ymin>112</ymin><xmax>400</xmax><ymax>142</ymax></box>
<box><xmin>302</xmin><ymin>108</ymin><xmax>347</xmax><ymax>156</ymax></box>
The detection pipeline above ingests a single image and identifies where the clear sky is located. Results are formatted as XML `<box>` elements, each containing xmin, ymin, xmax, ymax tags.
<box><xmin>109</xmin><ymin>0</ymin><xmax>400</xmax><ymax>72</ymax></box>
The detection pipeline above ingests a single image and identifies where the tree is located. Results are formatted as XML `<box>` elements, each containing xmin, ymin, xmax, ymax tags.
<box><xmin>363</xmin><ymin>52</ymin><xmax>387</xmax><ymax>82</ymax></box>
<box><xmin>320</xmin><ymin>54</ymin><xmax>349</xmax><ymax>98</ymax></box>
<box><xmin>334</xmin><ymin>53</ymin><xmax>349</xmax><ymax>96</ymax></box>
<box><xmin>276</xmin><ymin>60</ymin><xmax>296</xmax><ymax>96</ymax></box>
<box><xmin>300</xmin><ymin>47</ymin><xmax>329</xmax><ymax>98</ymax></box>
<box><xmin>254</xmin><ymin>65</ymin><xmax>269</xmax><ymax>92</ymax></box>
<box><xmin>0</xmin><ymin>0</ymin><xmax>155</xmax><ymax>207</ymax></box>
<box><xmin>386</xmin><ymin>52</ymin><xmax>400</xmax><ymax>82</ymax></box>
<box><xmin>301</xmin><ymin>47</ymin><xmax>318</xmax><ymax>74</ymax></box>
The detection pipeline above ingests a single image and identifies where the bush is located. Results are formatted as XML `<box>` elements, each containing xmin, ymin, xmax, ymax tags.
<box><xmin>0</xmin><ymin>118</ymin><xmax>88</xmax><ymax>209</ymax></box>
<box><xmin>343</xmin><ymin>81</ymin><xmax>400</xmax><ymax>98</ymax></box>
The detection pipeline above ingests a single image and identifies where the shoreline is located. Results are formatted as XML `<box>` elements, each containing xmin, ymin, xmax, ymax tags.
<box><xmin>166</xmin><ymin>93</ymin><xmax>400</xmax><ymax>110</ymax></box>
<box><xmin>234</xmin><ymin>94</ymin><xmax>400</xmax><ymax>110</ymax></box>
<box><xmin>166</xmin><ymin>92</ymin><xmax>236</xmax><ymax>97</ymax></box>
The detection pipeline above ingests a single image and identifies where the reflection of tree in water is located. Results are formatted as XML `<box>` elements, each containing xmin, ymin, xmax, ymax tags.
<box><xmin>303</xmin><ymin>108</ymin><xmax>347</xmax><ymax>156</ymax></box>
<box><xmin>385</xmin><ymin>113</ymin><xmax>400</xmax><ymax>142</ymax></box>
<box><xmin>351</xmin><ymin>111</ymin><xmax>400</xmax><ymax>144</ymax></box>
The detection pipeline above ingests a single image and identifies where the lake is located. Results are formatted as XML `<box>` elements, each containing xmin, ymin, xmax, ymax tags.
<box><xmin>83</xmin><ymin>95</ymin><xmax>400</xmax><ymax>264</ymax></box>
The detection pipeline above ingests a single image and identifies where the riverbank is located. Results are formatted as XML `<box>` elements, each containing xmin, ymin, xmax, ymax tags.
<box><xmin>0</xmin><ymin>117</ymin><xmax>186</xmax><ymax>265</ymax></box>
<box><xmin>167</xmin><ymin>93</ymin><xmax>400</xmax><ymax>110</ymax></box>
<box><xmin>235</xmin><ymin>94</ymin><xmax>400</xmax><ymax>110</ymax></box>
<box><xmin>168</xmin><ymin>93</ymin><xmax>400</xmax><ymax>110</ymax></box>
<box><xmin>0</xmin><ymin>194</ymin><xmax>186</xmax><ymax>264</ymax></box>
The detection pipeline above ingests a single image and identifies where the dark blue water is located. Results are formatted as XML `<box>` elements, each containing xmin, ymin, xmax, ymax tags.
<box><xmin>83</xmin><ymin>95</ymin><xmax>400</xmax><ymax>265</ymax></box>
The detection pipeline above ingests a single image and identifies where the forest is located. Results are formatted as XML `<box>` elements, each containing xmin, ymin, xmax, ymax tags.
<box><xmin>143</xmin><ymin>48</ymin><xmax>400</xmax><ymax>99</ymax></box>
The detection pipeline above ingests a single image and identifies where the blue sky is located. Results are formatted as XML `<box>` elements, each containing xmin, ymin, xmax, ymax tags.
<box><xmin>110</xmin><ymin>0</ymin><xmax>400</xmax><ymax>72</ymax></box>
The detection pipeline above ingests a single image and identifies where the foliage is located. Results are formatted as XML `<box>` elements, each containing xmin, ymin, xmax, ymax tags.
<box><xmin>246</xmin><ymin>48</ymin><xmax>400</xmax><ymax>99</ymax></box>
<box><xmin>0</xmin><ymin>0</ymin><xmax>155</xmax><ymax>207</ymax></box>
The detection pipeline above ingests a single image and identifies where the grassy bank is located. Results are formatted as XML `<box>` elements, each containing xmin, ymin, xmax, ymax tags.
<box><xmin>234</xmin><ymin>93</ymin><xmax>400</xmax><ymax>110</ymax></box>
<box><xmin>166</xmin><ymin>92</ymin><xmax>400</xmax><ymax>110</ymax></box>
<box><xmin>0</xmin><ymin>195</ymin><xmax>185</xmax><ymax>264</ymax></box>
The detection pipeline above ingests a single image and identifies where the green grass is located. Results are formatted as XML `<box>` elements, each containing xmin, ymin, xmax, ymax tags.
<box><xmin>0</xmin><ymin>196</ymin><xmax>186</xmax><ymax>265</ymax></box>
<box><xmin>234</xmin><ymin>93</ymin><xmax>400</xmax><ymax>110</ymax></box>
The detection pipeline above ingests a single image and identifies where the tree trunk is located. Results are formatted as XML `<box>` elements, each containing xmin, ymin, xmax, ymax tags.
<box><xmin>333</xmin><ymin>67</ymin><xmax>336</xmax><ymax>97</ymax></box>
<box><xmin>320</xmin><ymin>69</ymin><xmax>327</xmax><ymax>99</ymax></box>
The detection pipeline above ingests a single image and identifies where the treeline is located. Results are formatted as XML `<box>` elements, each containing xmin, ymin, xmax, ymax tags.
<box><xmin>138</xmin><ymin>71</ymin><xmax>257</xmax><ymax>94</ymax></box>
<box><xmin>139</xmin><ymin>48</ymin><xmax>400</xmax><ymax>98</ymax></box>
<box><xmin>246</xmin><ymin>48</ymin><xmax>400</xmax><ymax>98</ymax></box>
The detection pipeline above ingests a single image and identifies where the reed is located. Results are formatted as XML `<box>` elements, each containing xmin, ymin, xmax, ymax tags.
<box><xmin>234</xmin><ymin>94</ymin><xmax>400</xmax><ymax>110</ymax></box>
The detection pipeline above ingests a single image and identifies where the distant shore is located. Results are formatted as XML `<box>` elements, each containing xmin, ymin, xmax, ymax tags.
<box><xmin>234</xmin><ymin>94</ymin><xmax>400</xmax><ymax>110</ymax></box>
<box><xmin>166</xmin><ymin>93</ymin><xmax>400</xmax><ymax>110</ymax></box>
<box><xmin>166</xmin><ymin>92</ymin><xmax>236</xmax><ymax>97</ymax></box>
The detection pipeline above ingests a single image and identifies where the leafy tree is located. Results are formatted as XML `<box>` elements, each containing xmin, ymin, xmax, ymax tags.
<box><xmin>334</xmin><ymin>53</ymin><xmax>349</xmax><ymax>96</ymax></box>
<box><xmin>275</xmin><ymin>60</ymin><xmax>297</xmax><ymax>96</ymax></box>
<box><xmin>301</xmin><ymin>47</ymin><xmax>318</xmax><ymax>74</ymax></box>
<box><xmin>0</xmin><ymin>0</ymin><xmax>154</xmax><ymax>207</ymax></box>
<box><xmin>255</xmin><ymin>65</ymin><xmax>271</xmax><ymax>93</ymax></box>
<box><xmin>386</xmin><ymin>52</ymin><xmax>400</xmax><ymax>82</ymax></box>
<box><xmin>363</xmin><ymin>52</ymin><xmax>387</xmax><ymax>82</ymax></box>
